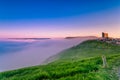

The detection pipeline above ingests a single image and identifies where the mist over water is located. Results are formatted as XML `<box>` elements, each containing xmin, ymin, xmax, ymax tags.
<box><xmin>0</xmin><ymin>38</ymin><xmax>94</xmax><ymax>72</ymax></box>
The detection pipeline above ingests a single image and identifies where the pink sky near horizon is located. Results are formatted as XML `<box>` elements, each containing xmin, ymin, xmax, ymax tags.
<box><xmin>0</xmin><ymin>27</ymin><xmax>120</xmax><ymax>38</ymax></box>
<box><xmin>0</xmin><ymin>20</ymin><xmax>120</xmax><ymax>38</ymax></box>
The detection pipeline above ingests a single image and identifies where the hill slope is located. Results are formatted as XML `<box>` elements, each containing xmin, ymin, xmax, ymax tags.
<box><xmin>46</xmin><ymin>40</ymin><xmax>120</xmax><ymax>62</ymax></box>
<box><xmin>60</xmin><ymin>40</ymin><xmax>120</xmax><ymax>59</ymax></box>
<box><xmin>0</xmin><ymin>40</ymin><xmax>120</xmax><ymax>80</ymax></box>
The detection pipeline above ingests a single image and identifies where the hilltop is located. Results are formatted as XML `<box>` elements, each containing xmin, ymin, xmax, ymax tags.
<box><xmin>0</xmin><ymin>40</ymin><xmax>120</xmax><ymax>80</ymax></box>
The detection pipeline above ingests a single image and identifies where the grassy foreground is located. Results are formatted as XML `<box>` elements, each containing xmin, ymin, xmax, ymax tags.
<box><xmin>0</xmin><ymin>40</ymin><xmax>120</xmax><ymax>80</ymax></box>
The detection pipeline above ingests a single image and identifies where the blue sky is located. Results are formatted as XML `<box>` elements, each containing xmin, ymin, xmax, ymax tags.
<box><xmin>0</xmin><ymin>0</ymin><xmax>120</xmax><ymax>38</ymax></box>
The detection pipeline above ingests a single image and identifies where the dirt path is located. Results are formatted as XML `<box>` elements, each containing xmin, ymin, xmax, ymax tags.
<box><xmin>116</xmin><ymin>60</ymin><xmax>120</xmax><ymax>80</ymax></box>
<box><xmin>112</xmin><ymin>58</ymin><xmax>120</xmax><ymax>80</ymax></box>
<box><xmin>118</xmin><ymin>67</ymin><xmax>120</xmax><ymax>80</ymax></box>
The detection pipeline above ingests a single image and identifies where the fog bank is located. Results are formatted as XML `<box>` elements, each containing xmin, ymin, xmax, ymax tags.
<box><xmin>0</xmin><ymin>38</ymin><xmax>95</xmax><ymax>72</ymax></box>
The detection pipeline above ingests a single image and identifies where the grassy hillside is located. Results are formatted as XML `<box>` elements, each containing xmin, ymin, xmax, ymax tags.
<box><xmin>55</xmin><ymin>40</ymin><xmax>120</xmax><ymax>60</ymax></box>
<box><xmin>0</xmin><ymin>40</ymin><xmax>120</xmax><ymax>80</ymax></box>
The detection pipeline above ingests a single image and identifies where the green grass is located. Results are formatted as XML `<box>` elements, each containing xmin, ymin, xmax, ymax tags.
<box><xmin>0</xmin><ymin>40</ymin><xmax>120</xmax><ymax>80</ymax></box>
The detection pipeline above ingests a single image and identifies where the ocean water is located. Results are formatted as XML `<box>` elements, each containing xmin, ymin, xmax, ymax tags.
<box><xmin>0</xmin><ymin>38</ymin><xmax>92</xmax><ymax>72</ymax></box>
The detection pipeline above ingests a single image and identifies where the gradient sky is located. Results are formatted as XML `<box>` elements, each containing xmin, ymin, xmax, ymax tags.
<box><xmin>0</xmin><ymin>0</ymin><xmax>120</xmax><ymax>38</ymax></box>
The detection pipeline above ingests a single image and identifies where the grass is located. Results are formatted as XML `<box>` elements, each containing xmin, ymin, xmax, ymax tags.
<box><xmin>0</xmin><ymin>40</ymin><xmax>120</xmax><ymax>80</ymax></box>
<box><xmin>55</xmin><ymin>40</ymin><xmax>120</xmax><ymax>60</ymax></box>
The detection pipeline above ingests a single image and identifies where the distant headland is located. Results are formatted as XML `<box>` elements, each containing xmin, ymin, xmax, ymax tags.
<box><xmin>7</xmin><ymin>38</ymin><xmax>51</xmax><ymax>40</ymax></box>
<box><xmin>65</xmin><ymin>36</ymin><xmax>97</xmax><ymax>39</ymax></box>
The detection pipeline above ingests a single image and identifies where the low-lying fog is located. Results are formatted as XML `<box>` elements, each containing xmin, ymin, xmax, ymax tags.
<box><xmin>0</xmin><ymin>38</ymin><xmax>95</xmax><ymax>72</ymax></box>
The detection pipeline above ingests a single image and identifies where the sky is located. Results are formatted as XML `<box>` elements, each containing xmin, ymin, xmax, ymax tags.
<box><xmin>0</xmin><ymin>0</ymin><xmax>120</xmax><ymax>38</ymax></box>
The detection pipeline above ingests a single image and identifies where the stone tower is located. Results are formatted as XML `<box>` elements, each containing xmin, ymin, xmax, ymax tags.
<box><xmin>102</xmin><ymin>32</ymin><xmax>108</xmax><ymax>38</ymax></box>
